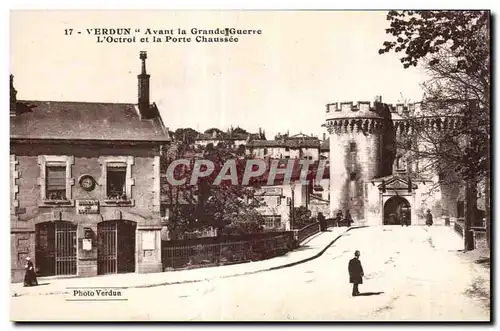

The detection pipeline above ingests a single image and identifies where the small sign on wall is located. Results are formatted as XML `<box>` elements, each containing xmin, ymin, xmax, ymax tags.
<box><xmin>142</xmin><ymin>231</ymin><xmax>155</xmax><ymax>250</ymax></box>
<box><xmin>76</xmin><ymin>200</ymin><xmax>99</xmax><ymax>215</ymax></box>
<box><xmin>82</xmin><ymin>239</ymin><xmax>92</xmax><ymax>251</ymax></box>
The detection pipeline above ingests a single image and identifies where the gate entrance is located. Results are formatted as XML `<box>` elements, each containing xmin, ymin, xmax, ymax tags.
<box><xmin>35</xmin><ymin>221</ymin><xmax>77</xmax><ymax>277</ymax></box>
<box><xmin>97</xmin><ymin>220</ymin><xmax>136</xmax><ymax>275</ymax></box>
<box><xmin>384</xmin><ymin>196</ymin><xmax>411</xmax><ymax>225</ymax></box>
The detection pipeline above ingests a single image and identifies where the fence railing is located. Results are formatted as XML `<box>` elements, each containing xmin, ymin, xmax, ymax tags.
<box><xmin>162</xmin><ymin>231</ymin><xmax>295</xmax><ymax>270</ymax></box>
<box><xmin>454</xmin><ymin>219</ymin><xmax>465</xmax><ymax>237</ymax></box>
<box><xmin>296</xmin><ymin>221</ymin><xmax>321</xmax><ymax>243</ymax></box>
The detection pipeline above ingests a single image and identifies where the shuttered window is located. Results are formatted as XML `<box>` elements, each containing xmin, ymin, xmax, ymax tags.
<box><xmin>46</xmin><ymin>164</ymin><xmax>67</xmax><ymax>200</ymax></box>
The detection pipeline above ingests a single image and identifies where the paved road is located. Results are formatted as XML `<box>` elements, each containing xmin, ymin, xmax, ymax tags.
<box><xmin>11</xmin><ymin>226</ymin><xmax>490</xmax><ymax>321</ymax></box>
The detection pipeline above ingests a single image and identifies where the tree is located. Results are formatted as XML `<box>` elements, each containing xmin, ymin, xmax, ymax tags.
<box><xmin>380</xmin><ymin>10</ymin><xmax>490</xmax><ymax>249</ymax></box>
<box><xmin>204</xmin><ymin>128</ymin><xmax>224</xmax><ymax>135</ymax></box>
<box><xmin>161</xmin><ymin>143</ymin><xmax>265</xmax><ymax>238</ymax></box>
<box><xmin>174</xmin><ymin>128</ymin><xmax>199</xmax><ymax>144</ymax></box>
<box><xmin>201</xmin><ymin>147</ymin><xmax>264</xmax><ymax>235</ymax></box>
<box><xmin>232</xmin><ymin>126</ymin><xmax>248</xmax><ymax>135</ymax></box>
<box><xmin>291</xmin><ymin>206</ymin><xmax>313</xmax><ymax>230</ymax></box>
<box><xmin>161</xmin><ymin>143</ymin><xmax>201</xmax><ymax>240</ymax></box>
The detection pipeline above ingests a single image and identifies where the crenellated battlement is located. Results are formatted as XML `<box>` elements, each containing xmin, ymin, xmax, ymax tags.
<box><xmin>326</xmin><ymin>101</ymin><xmax>382</xmax><ymax>114</ymax></box>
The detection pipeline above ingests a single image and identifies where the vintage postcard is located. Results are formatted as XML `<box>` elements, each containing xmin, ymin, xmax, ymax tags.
<box><xmin>9</xmin><ymin>10</ymin><xmax>491</xmax><ymax>322</ymax></box>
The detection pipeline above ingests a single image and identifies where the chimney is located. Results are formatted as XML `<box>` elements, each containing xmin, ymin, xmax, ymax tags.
<box><xmin>10</xmin><ymin>75</ymin><xmax>17</xmax><ymax>117</ymax></box>
<box><xmin>137</xmin><ymin>51</ymin><xmax>152</xmax><ymax>118</ymax></box>
<box><xmin>375</xmin><ymin>95</ymin><xmax>382</xmax><ymax>103</ymax></box>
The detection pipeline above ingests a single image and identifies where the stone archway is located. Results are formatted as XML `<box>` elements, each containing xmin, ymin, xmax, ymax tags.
<box><xmin>383</xmin><ymin>196</ymin><xmax>411</xmax><ymax>225</ymax></box>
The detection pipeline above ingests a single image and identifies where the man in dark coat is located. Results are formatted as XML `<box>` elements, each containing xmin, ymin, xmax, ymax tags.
<box><xmin>317</xmin><ymin>212</ymin><xmax>326</xmax><ymax>231</ymax></box>
<box><xmin>345</xmin><ymin>210</ymin><xmax>353</xmax><ymax>227</ymax></box>
<box><xmin>426</xmin><ymin>210</ymin><xmax>433</xmax><ymax>226</ymax></box>
<box><xmin>23</xmin><ymin>257</ymin><xmax>38</xmax><ymax>287</ymax></box>
<box><xmin>348</xmin><ymin>250</ymin><xmax>364</xmax><ymax>296</ymax></box>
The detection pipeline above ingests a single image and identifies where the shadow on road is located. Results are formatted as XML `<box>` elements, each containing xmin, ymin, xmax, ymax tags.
<box><xmin>357</xmin><ymin>292</ymin><xmax>384</xmax><ymax>296</ymax></box>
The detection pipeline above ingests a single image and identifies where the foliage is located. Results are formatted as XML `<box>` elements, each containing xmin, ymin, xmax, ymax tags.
<box><xmin>291</xmin><ymin>206</ymin><xmax>314</xmax><ymax>229</ymax></box>
<box><xmin>204</xmin><ymin>127</ymin><xmax>224</xmax><ymax>135</ymax></box>
<box><xmin>231</xmin><ymin>126</ymin><xmax>248</xmax><ymax>135</ymax></box>
<box><xmin>173</xmin><ymin>128</ymin><xmax>199</xmax><ymax>144</ymax></box>
<box><xmin>379</xmin><ymin>10</ymin><xmax>489</xmax><ymax>71</ymax></box>
<box><xmin>380</xmin><ymin>11</ymin><xmax>490</xmax><ymax>183</ymax></box>
<box><xmin>161</xmin><ymin>143</ymin><xmax>265</xmax><ymax>238</ymax></box>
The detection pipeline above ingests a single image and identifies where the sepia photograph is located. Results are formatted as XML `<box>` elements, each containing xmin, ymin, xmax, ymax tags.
<box><xmin>9</xmin><ymin>9</ymin><xmax>491</xmax><ymax>322</ymax></box>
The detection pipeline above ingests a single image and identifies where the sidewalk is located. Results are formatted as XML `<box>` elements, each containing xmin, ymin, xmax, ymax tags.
<box><xmin>11</xmin><ymin>225</ymin><xmax>365</xmax><ymax>298</ymax></box>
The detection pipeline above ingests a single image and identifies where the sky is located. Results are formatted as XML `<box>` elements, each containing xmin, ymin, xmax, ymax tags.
<box><xmin>10</xmin><ymin>10</ymin><xmax>429</xmax><ymax>140</ymax></box>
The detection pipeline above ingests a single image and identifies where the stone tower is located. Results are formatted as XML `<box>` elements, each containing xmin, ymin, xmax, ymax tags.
<box><xmin>324</xmin><ymin>99</ymin><xmax>393</xmax><ymax>220</ymax></box>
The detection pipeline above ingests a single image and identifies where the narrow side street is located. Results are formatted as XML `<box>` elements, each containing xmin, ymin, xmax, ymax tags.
<box><xmin>11</xmin><ymin>226</ymin><xmax>490</xmax><ymax>321</ymax></box>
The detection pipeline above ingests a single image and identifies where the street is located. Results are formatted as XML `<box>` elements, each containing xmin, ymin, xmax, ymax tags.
<box><xmin>11</xmin><ymin>226</ymin><xmax>490</xmax><ymax>321</ymax></box>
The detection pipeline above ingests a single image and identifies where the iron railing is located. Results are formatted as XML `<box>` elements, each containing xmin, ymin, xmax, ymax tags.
<box><xmin>455</xmin><ymin>219</ymin><xmax>465</xmax><ymax>237</ymax></box>
<box><xmin>296</xmin><ymin>222</ymin><xmax>320</xmax><ymax>243</ymax></box>
<box><xmin>162</xmin><ymin>232</ymin><xmax>294</xmax><ymax>270</ymax></box>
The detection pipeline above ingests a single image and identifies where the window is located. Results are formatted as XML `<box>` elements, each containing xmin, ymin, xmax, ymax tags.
<box><xmin>263</xmin><ymin>148</ymin><xmax>268</xmax><ymax>155</ymax></box>
<box><xmin>107</xmin><ymin>163</ymin><xmax>127</xmax><ymax>200</ymax></box>
<box><xmin>349</xmin><ymin>142</ymin><xmax>357</xmax><ymax>152</ymax></box>
<box><xmin>350</xmin><ymin>172</ymin><xmax>357</xmax><ymax>181</ymax></box>
<box><xmin>38</xmin><ymin>155</ymin><xmax>74</xmax><ymax>206</ymax></box>
<box><xmin>285</xmin><ymin>147</ymin><xmax>290</xmax><ymax>152</ymax></box>
<box><xmin>46</xmin><ymin>164</ymin><xmax>67</xmax><ymax>200</ymax></box>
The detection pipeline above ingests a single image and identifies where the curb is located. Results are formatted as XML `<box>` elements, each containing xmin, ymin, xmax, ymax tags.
<box><xmin>12</xmin><ymin>225</ymin><xmax>368</xmax><ymax>296</ymax></box>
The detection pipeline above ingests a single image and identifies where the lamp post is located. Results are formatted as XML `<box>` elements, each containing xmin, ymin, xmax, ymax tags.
<box><xmin>290</xmin><ymin>181</ymin><xmax>296</xmax><ymax>230</ymax></box>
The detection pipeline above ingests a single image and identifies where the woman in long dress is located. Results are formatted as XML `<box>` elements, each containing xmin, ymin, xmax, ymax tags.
<box><xmin>23</xmin><ymin>257</ymin><xmax>38</xmax><ymax>287</ymax></box>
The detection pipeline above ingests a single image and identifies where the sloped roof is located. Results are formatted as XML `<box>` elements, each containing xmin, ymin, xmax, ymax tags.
<box><xmin>10</xmin><ymin>100</ymin><xmax>171</xmax><ymax>142</ymax></box>
<box><xmin>195</xmin><ymin>132</ymin><xmax>263</xmax><ymax>142</ymax></box>
<box><xmin>247</xmin><ymin>138</ymin><xmax>320</xmax><ymax>149</ymax></box>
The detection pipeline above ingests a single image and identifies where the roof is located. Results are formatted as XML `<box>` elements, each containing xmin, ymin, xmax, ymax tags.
<box><xmin>10</xmin><ymin>100</ymin><xmax>171</xmax><ymax>142</ymax></box>
<box><xmin>247</xmin><ymin>139</ymin><xmax>320</xmax><ymax>149</ymax></box>
<box><xmin>195</xmin><ymin>132</ymin><xmax>264</xmax><ymax>142</ymax></box>
<box><xmin>256</xmin><ymin>159</ymin><xmax>330</xmax><ymax>185</ymax></box>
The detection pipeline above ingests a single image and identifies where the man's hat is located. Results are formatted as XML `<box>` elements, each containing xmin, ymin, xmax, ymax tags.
<box><xmin>354</xmin><ymin>250</ymin><xmax>360</xmax><ymax>256</ymax></box>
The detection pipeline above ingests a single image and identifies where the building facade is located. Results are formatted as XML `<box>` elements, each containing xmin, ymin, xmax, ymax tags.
<box><xmin>246</xmin><ymin>133</ymin><xmax>320</xmax><ymax>161</ymax></box>
<box><xmin>325</xmin><ymin>98</ymin><xmax>462</xmax><ymax>226</ymax></box>
<box><xmin>10</xmin><ymin>51</ymin><xmax>171</xmax><ymax>282</ymax></box>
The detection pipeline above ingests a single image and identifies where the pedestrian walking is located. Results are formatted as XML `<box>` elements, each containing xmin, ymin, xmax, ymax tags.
<box><xmin>348</xmin><ymin>250</ymin><xmax>364</xmax><ymax>296</ymax></box>
<box><xmin>317</xmin><ymin>212</ymin><xmax>326</xmax><ymax>231</ymax></box>
<box><xmin>345</xmin><ymin>210</ymin><xmax>353</xmax><ymax>227</ymax></box>
<box><xmin>426</xmin><ymin>209</ymin><xmax>433</xmax><ymax>226</ymax></box>
<box><xmin>23</xmin><ymin>257</ymin><xmax>38</xmax><ymax>287</ymax></box>
<box><xmin>401</xmin><ymin>213</ymin><xmax>409</xmax><ymax>227</ymax></box>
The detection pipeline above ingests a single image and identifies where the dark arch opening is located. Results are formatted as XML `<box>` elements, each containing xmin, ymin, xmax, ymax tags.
<box><xmin>97</xmin><ymin>220</ymin><xmax>136</xmax><ymax>275</ymax></box>
<box><xmin>35</xmin><ymin>221</ymin><xmax>77</xmax><ymax>276</ymax></box>
<box><xmin>384</xmin><ymin>196</ymin><xmax>411</xmax><ymax>225</ymax></box>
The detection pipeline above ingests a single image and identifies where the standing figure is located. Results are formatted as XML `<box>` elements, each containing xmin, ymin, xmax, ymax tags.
<box><xmin>23</xmin><ymin>257</ymin><xmax>38</xmax><ymax>287</ymax></box>
<box><xmin>335</xmin><ymin>210</ymin><xmax>343</xmax><ymax>227</ymax></box>
<box><xmin>348</xmin><ymin>250</ymin><xmax>364</xmax><ymax>296</ymax></box>
<box><xmin>426</xmin><ymin>210</ymin><xmax>433</xmax><ymax>226</ymax></box>
<box><xmin>401</xmin><ymin>213</ymin><xmax>409</xmax><ymax>227</ymax></box>
<box><xmin>317</xmin><ymin>212</ymin><xmax>326</xmax><ymax>231</ymax></box>
<box><xmin>345</xmin><ymin>210</ymin><xmax>353</xmax><ymax>227</ymax></box>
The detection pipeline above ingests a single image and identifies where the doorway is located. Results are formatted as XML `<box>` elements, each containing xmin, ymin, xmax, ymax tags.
<box><xmin>35</xmin><ymin>221</ymin><xmax>77</xmax><ymax>276</ymax></box>
<box><xmin>97</xmin><ymin>220</ymin><xmax>136</xmax><ymax>275</ymax></box>
<box><xmin>384</xmin><ymin>196</ymin><xmax>411</xmax><ymax>225</ymax></box>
